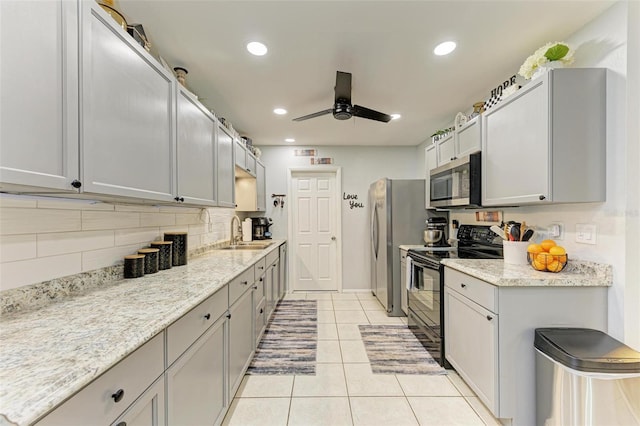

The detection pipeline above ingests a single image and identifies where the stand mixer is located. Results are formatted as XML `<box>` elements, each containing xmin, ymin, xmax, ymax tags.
<box><xmin>423</xmin><ymin>217</ymin><xmax>449</xmax><ymax>247</ymax></box>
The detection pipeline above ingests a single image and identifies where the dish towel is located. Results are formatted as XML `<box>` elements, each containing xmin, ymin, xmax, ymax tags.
<box><xmin>405</xmin><ymin>256</ymin><xmax>413</xmax><ymax>291</ymax></box>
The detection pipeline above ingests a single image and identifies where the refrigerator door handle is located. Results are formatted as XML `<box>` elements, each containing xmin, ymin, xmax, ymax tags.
<box><xmin>372</xmin><ymin>204</ymin><xmax>379</xmax><ymax>259</ymax></box>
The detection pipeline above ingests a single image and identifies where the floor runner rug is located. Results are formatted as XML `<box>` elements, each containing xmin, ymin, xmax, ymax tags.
<box><xmin>246</xmin><ymin>300</ymin><xmax>317</xmax><ymax>375</ymax></box>
<box><xmin>359</xmin><ymin>325</ymin><xmax>447</xmax><ymax>375</ymax></box>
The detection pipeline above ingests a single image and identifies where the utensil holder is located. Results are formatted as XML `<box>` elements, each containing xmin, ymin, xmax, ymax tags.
<box><xmin>150</xmin><ymin>241</ymin><xmax>173</xmax><ymax>270</ymax></box>
<box><xmin>164</xmin><ymin>232</ymin><xmax>188</xmax><ymax>266</ymax></box>
<box><xmin>503</xmin><ymin>241</ymin><xmax>530</xmax><ymax>265</ymax></box>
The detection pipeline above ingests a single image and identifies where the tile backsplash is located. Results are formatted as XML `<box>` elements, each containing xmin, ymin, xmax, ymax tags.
<box><xmin>0</xmin><ymin>194</ymin><xmax>235</xmax><ymax>291</ymax></box>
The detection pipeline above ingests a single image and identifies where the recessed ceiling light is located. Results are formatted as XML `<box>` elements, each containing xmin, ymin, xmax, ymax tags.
<box><xmin>391</xmin><ymin>114</ymin><xmax>401</xmax><ymax>120</ymax></box>
<box><xmin>433</xmin><ymin>41</ymin><xmax>456</xmax><ymax>56</ymax></box>
<box><xmin>285</xmin><ymin>138</ymin><xmax>295</xmax><ymax>143</ymax></box>
<box><xmin>273</xmin><ymin>108</ymin><xmax>287</xmax><ymax>115</ymax></box>
<box><xmin>247</xmin><ymin>41</ymin><xmax>268</xmax><ymax>56</ymax></box>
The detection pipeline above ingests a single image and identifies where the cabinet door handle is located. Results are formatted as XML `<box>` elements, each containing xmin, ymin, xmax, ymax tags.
<box><xmin>226</xmin><ymin>313</ymin><xmax>231</xmax><ymax>319</ymax></box>
<box><xmin>204</xmin><ymin>313</ymin><xmax>211</xmax><ymax>320</ymax></box>
<box><xmin>258</xmin><ymin>266</ymin><xmax>264</xmax><ymax>270</ymax></box>
<box><xmin>259</xmin><ymin>278</ymin><xmax>263</xmax><ymax>282</ymax></box>
<box><xmin>71</xmin><ymin>179</ymin><xmax>82</xmax><ymax>189</ymax></box>
<box><xmin>486</xmin><ymin>315</ymin><xmax>493</xmax><ymax>321</ymax></box>
<box><xmin>539</xmin><ymin>195</ymin><xmax>546</xmax><ymax>200</ymax></box>
<box><xmin>260</xmin><ymin>308</ymin><xmax>263</xmax><ymax>314</ymax></box>
<box><xmin>111</xmin><ymin>389</ymin><xmax>125</xmax><ymax>403</ymax></box>
<box><xmin>460</xmin><ymin>283</ymin><xmax>467</xmax><ymax>288</ymax></box>
<box><xmin>116</xmin><ymin>423</ymin><xmax>127</xmax><ymax>426</ymax></box>
<box><xmin>253</xmin><ymin>285</ymin><xmax>258</xmax><ymax>290</ymax></box>
<box><xmin>241</xmin><ymin>280</ymin><xmax>248</xmax><ymax>285</ymax></box>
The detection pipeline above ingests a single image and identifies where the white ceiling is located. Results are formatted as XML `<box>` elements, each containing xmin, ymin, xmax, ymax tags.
<box><xmin>118</xmin><ymin>0</ymin><xmax>614</xmax><ymax>147</ymax></box>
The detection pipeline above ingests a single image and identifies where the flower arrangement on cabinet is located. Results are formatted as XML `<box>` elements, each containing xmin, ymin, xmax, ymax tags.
<box><xmin>518</xmin><ymin>41</ymin><xmax>575</xmax><ymax>80</ymax></box>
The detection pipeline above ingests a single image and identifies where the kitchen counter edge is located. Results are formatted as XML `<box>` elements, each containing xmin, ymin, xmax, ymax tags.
<box><xmin>441</xmin><ymin>258</ymin><xmax>612</xmax><ymax>287</ymax></box>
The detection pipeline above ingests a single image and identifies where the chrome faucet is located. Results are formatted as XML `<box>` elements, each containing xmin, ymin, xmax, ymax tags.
<box><xmin>230</xmin><ymin>215</ymin><xmax>242</xmax><ymax>246</ymax></box>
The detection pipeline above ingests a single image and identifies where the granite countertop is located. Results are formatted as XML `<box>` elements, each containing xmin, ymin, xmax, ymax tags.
<box><xmin>441</xmin><ymin>258</ymin><xmax>612</xmax><ymax>287</ymax></box>
<box><xmin>0</xmin><ymin>241</ymin><xmax>284</xmax><ymax>426</ymax></box>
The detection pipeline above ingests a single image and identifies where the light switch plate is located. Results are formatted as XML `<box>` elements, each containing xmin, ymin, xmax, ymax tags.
<box><xmin>576</xmin><ymin>223</ymin><xmax>597</xmax><ymax>244</ymax></box>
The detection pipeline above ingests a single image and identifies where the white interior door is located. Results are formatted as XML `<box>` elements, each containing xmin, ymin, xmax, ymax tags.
<box><xmin>290</xmin><ymin>170</ymin><xmax>340</xmax><ymax>292</ymax></box>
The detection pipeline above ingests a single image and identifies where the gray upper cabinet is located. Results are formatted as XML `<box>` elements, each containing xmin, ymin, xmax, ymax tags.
<box><xmin>455</xmin><ymin>116</ymin><xmax>481</xmax><ymax>159</ymax></box>
<box><xmin>216</xmin><ymin>126</ymin><xmax>236</xmax><ymax>208</ymax></box>
<box><xmin>255</xmin><ymin>160</ymin><xmax>266</xmax><ymax>212</ymax></box>
<box><xmin>482</xmin><ymin>68</ymin><xmax>606</xmax><ymax>206</ymax></box>
<box><xmin>80</xmin><ymin>1</ymin><xmax>176</xmax><ymax>202</ymax></box>
<box><xmin>0</xmin><ymin>0</ymin><xmax>79</xmax><ymax>192</ymax></box>
<box><xmin>234</xmin><ymin>139</ymin><xmax>247</xmax><ymax>171</ymax></box>
<box><xmin>245</xmin><ymin>152</ymin><xmax>257</xmax><ymax>177</ymax></box>
<box><xmin>176</xmin><ymin>86</ymin><xmax>216</xmax><ymax>206</ymax></box>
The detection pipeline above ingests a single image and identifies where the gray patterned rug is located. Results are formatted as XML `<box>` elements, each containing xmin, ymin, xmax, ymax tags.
<box><xmin>246</xmin><ymin>300</ymin><xmax>317</xmax><ymax>375</ymax></box>
<box><xmin>359</xmin><ymin>325</ymin><xmax>447</xmax><ymax>375</ymax></box>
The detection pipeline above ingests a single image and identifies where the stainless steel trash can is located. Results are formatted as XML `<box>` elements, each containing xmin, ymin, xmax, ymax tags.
<box><xmin>535</xmin><ymin>328</ymin><xmax>640</xmax><ymax>426</ymax></box>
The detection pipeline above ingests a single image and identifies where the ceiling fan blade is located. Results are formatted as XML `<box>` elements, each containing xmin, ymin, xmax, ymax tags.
<box><xmin>352</xmin><ymin>105</ymin><xmax>391</xmax><ymax>123</ymax></box>
<box><xmin>292</xmin><ymin>108</ymin><xmax>333</xmax><ymax>122</ymax></box>
<box><xmin>334</xmin><ymin>71</ymin><xmax>352</xmax><ymax>103</ymax></box>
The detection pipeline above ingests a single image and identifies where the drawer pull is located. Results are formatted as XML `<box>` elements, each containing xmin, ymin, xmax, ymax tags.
<box><xmin>460</xmin><ymin>283</ymin><xmax>467</xmax><ymax>288</ymax></box>
<box><xmin>260</xmin><ymin>278</ymin><xmax>263</xmax><ymax>282</ymax></box>
<box><xmin>486</xmin><ymin>315</ymin><xmax>493</xmax><ymax>321</ymax></box>
<box><xmin>204</xmin><ymin>313</ymin><xmax>211</xmax><ymax>320</ymax></box>
<box><xmin>112</xmin><ymin>389</ymin><xmax>125</xmax><ymax>403</ymax></box>
<box><xmin>241</xmin><ymin>280</ymin><xmax>249</xmax><ymax>285</ymax></box>
<box><xmin>258</xmin><ymin>266</ymin><xmax>264</xmax><ymax>270</ymax></box>
<box><xmin>253</xmin><ymin>285</ymin><xmax>258</xmax><ymax>290</ymax></box>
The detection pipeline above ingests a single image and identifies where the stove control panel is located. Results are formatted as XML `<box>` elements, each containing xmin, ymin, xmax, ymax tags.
<box><xmin>458</xmin><ymin>225</ymin><xmax>499</xmax><ymax>245</ymax></box>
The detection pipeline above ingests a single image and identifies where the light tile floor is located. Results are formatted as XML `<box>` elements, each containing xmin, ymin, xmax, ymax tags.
<box><xmin>223</xmin><ymin>292</ymin><xmax>501</xmax><ymax>426</ymax></box>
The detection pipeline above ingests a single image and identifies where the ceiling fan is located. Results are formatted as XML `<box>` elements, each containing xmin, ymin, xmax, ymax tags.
<box><xmin>292</xmin><ymin>71</ymin><xmax>391</xmax><ymax>123</ymax></box>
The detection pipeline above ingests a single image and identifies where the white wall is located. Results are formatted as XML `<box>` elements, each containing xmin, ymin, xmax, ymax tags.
<box><xmin>449</xmin><ymin>2</ymin><xmax>639</xmax><ymax>348</ymax></box>
<box><xmin>0</xmin><ymin>194</ymin><xmax>235</xmax><ymax>291</ymax></box>
<box><xmin>258</xmin><ymin>145</ymin><xmax>422</xmax><ymax>291</ymax></box>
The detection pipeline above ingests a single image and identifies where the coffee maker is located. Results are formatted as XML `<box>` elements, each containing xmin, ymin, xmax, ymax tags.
<box><xmin>424</xmin><ymin>217</ymin><xmax>448</xmax><ymax>247</ymax></box>
<box><xmin>251</xmin><ymin>217</ymin><xmax>273</xmax><ymax>240</ymax></box>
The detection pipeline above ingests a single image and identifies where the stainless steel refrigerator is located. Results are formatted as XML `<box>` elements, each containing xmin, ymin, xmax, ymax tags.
<box><xmin>369</xmin><ymin>178</ymin><xmax>430</xmax><ymax>316</ymax></box>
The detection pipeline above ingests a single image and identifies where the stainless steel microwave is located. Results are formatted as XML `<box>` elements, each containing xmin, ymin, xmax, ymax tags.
<box><xmin>429</xmin><ymin>152</ymin><xmax>481</xmax><ymax>208</ymax></box>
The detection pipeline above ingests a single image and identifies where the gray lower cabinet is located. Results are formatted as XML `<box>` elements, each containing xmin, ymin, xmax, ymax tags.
<box><xmin>443</xmin><ymin>266</ymin><xmax>607</xmax><ymax>426</ymax></box>
<box><xmin>279</xmin><ymin>243</ymin><xmax>287</xmax><ymax>299</ymax></box>
<box><xmin>166</xmin><ymin>315</ymin><xmax>227</xmax><ymax>426</ymax></box>
<box><xmin>111</xmin><ymin>376</ymin><xmax>165</xmax><ymax>426</ymax></box>
<box><xmin>228</xmin><ymin>288</ymin><xmax>255</xmax><ymax>398</ymax></box>
<box><xmin>36</xmin><ymin>333</ymin><xmax>164</xmax><ymax>425</ymax></box>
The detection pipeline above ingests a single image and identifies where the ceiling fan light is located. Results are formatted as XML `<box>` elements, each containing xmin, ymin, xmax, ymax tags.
<box><xmin>433</xmin><ymin>41</ymin><xmax>456</xmax><ymax>56</ymax></box>
<box><xmin>273</xmin><ymin>108</ymin><xmax>287</xmax><ymax>115</ymax></box>
<box><xmin>391</xmin><ymin>114</ymin><xmax>401</xmax><ymax>120</ymax></box>
<box><xmin>247</xmin><ymin>41</ymin><xmax>268</xmax><ymax>56</ymax></box>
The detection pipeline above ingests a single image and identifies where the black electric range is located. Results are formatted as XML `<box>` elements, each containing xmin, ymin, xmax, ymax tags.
<box><xmin>406</xmin><ymin>225</ymin><xmax>503</xmax><ymax>367</ymax></box>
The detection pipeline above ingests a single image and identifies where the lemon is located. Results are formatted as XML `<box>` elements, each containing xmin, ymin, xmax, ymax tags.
<box><xmin>547</xmin><ymin>260</ymin><xmax>564</xmax><ymax>272</ymax></box>
<box><xmin>540</xmin><ymin>239</ymin><xmax>557</xmax><ymax>252</ymax></box>
<box><xmin>527</xmin><ymin>244</ymin><xmax>543</xmax><ymax>254</ymax></box>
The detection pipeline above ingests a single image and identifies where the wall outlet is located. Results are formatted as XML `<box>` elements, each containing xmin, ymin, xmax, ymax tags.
<box><xmin>576</xmin><ymin>223</ymin><xmax>597</xmax><ymax>244</ymax></box>
<box><xmin>549</xmin><ymin>222</ymin><xmax>564</xmax><ymax>240</ymax></box>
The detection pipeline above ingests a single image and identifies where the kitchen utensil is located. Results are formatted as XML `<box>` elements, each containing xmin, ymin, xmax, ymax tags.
<box><xmin>522</xmin><ymin>229</ymin><xmax>535</xmax><ymax>241</ymax></box>
<box><xmin>490</xmin><ymin>225</ymin><xmax>507</xmax><ymax>240</ymax></box>
<box><xmin>510</xmin><ymin>224</ymin><xmax>521</xmax><ymax>241</ymax></box>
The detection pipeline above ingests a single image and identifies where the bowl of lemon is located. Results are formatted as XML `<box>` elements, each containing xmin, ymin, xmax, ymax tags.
<box><xmin>526</xmin><ymin>240</ymin><xmax>568</xmax><ymax>273</ymax></box>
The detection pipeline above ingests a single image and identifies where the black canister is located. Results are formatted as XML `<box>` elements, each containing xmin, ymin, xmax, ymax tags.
<box><xmin>138</xmin><ymin>248</ymin><xmax>160</xmax><ymax>274</ymax></box>
<box><xmin>150</xmin><ymin>240</ymin><xmax>173</xmax><ymax>270</ymax></box>
<box><xmin>164</xmin><ymin>232</ymin><xmax>188</xmax><ymax>266</ymax></box>
<box><xmin>124</xmin><ymin>254</ymin><xmax>145</xmax><ymax>278</ymax></box>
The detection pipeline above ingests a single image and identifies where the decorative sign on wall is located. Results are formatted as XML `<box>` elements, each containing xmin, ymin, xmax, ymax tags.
<box><xmin>311</xmin><ymin>157</ymin><xmax>333</xmax><ymax>165</ymax></box>
<box><xmin>475</xmin><ymin>210</ymin><xmax>503</xmax><ymax>223</ymax></box>
<box><xmin>343</xmin><ymin>192</ymin><xmax>364</xmax><ymax>209</ymax></box>
<box><xmin>294</xmin><ymin>149</ymin><xmax>317</xmax><ymax>156</ymax></box>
